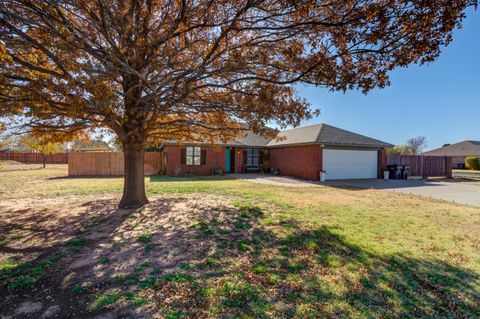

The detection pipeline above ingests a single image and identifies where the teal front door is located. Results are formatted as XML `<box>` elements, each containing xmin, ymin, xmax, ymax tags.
<box><xmin>226</xmin><ymin>148</ymin><xmax>231</xmax><ymax>173</ymax></box>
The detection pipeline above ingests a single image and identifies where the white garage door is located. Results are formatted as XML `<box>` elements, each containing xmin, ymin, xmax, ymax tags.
<box><xmin>323</xmin><ymin>149</ymin><xmax>378</xmax><ymax>180</ymax></box>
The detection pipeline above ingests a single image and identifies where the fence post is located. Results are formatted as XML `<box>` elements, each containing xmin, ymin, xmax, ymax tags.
<box><xmin>422</xmin><ymin>156</ymin><xmax>426</xmax><ymax>179</ymax></box>
<box><xmin>445</xmin><ymin>156</ymin><xmax>452</xmax><ymax>178</ymax></box>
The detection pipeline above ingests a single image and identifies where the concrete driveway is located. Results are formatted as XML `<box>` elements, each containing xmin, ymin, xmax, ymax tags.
<box><xmin>325</xmin><ymin>179</ymin><xmax>480</xmax><ymax>207</ymax></box>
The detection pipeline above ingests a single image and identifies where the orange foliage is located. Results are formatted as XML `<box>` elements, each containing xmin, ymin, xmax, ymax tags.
<box><xmin>0</xmin><ymin>0</ymin><xmax>474</xmax><ymax>148</ymax></box>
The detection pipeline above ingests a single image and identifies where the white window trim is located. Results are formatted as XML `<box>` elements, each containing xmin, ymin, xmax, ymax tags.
<box><xmin>247</xmin><ymin>148</ymin><xmax>259</xmax><ymax>165</ymax></box>
<box><xmin>186</xmin><ymin>146</ymin><xmax>201</xmax><ymax>165</ymax></box>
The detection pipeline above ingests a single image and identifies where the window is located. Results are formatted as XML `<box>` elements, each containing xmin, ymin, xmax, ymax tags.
<box><xmin>247</xmin><ymin>148</ymin><xmax>259</xmax><ymax>165</ymax></box>
<box><xmin>186</xmin><ymin>146</ymin><xmax>201</xmax><ymax>165</ymax></box>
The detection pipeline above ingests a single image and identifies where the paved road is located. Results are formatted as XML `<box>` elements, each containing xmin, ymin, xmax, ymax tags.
<box><xmin>325</xmin><ymin>179</ymin><xmax>480</xmax><ymax>207</ymax></box>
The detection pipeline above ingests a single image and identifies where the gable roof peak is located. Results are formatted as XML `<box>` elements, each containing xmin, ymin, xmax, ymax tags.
<box><xmin>266</xmin><ymin>122</ymin><xmax>391</xmax><ymax>148</ymax></box>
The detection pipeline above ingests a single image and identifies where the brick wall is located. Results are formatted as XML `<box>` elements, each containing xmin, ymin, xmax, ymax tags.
<box><xmin>163</xmin><ymin>145</ymin><xmax>226</xmax><ymax>176</ymax></box>
<box><xmin>163</xmin><ymin>144</ymin><xmax>386</xmax><ymax>179</ymax></box>
<box><xmin>378</xmin><ymin>148</ymin><xmax>387</xmax><ymax>178</ymax></box>
<box><xmin>268</xmin><ymin>145</ymin><xmax>322</xmax><ymax>180</ymax></box>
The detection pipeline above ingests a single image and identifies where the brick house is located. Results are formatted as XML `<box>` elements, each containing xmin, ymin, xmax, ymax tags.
<box><xmin>160</xmin><ymin>123</ymin><xmax>392</xmax><ymax>181</ymax></box>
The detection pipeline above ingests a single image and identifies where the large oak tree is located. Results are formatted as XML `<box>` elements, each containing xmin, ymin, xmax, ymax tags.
<box><xmin>0</xmin><ymin>0</ymin><xmax>475</xmax><ymax>208</ymax></box>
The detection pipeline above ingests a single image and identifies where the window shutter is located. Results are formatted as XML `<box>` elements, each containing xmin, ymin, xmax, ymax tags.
<box><xmin>180</xmin><ymin>148</ymin><xmax>186</xmax><ymax>165</ymax></box>
<box><xmin>259</xmin><ymin>150</ymin><xmax>264</xmax><ymax>164</ymax></box>
<box><xmin>243</xmin><ymin>150</ymin><xmax>248</xmax><ymax>164</ymax></box>
<box><xmin>201</xmin><ymin>149</ymin><xmax>206</xmax><ymax>165</ymax></box>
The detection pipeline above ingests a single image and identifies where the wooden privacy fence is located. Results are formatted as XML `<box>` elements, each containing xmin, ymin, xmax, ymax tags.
<box><xmin>0</xmin><ymin>152</ymin><xmax>68</xmax><ymax>164</ymax></box>
<box><xmin>68</xmin><ymin>152</ymin><xmax>162</xmax><ymax>176</ymax></box>
<box><xmin>387</xmin><ymin>155</ymin><xmax>452</xmax><ymax>178</ymax></box>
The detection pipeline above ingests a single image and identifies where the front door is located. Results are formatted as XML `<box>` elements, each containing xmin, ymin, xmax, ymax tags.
<box><xmin>225</xmin><ymin>148</ymin><xmax>231</xmax><ymax>173</ymax></box>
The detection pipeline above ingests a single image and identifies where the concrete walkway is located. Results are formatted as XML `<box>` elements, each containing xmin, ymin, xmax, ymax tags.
<box><xmin>231</xmin><ymin>174</ymin><xmax>322</xmax><ymax>188</ymax></box>
<box><xmin>325</xmin><ymin>179</ymin><xmax>480</xmax><ymax>207</ymax></box>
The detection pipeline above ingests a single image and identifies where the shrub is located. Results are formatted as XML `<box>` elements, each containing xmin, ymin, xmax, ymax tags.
<box><xmin>271</xmin><ymin>168</ymin><xmax>281</xmax><ymax>176</ymax></box>
<box><xmin>465</xmin><ymin>157</ymin><xmax>480</xmax><ymax>170</ymax></box>
<box><xmin>145</xmin><ymin>145</ymin><xmax>161</xmax><ymax>152</ymax></box>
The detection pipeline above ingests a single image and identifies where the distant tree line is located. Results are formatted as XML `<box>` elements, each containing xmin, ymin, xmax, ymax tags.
<box><xmin>387</xmin><ymin>136</ymin><xmax>428</xmax><ymax>155</ymax></box>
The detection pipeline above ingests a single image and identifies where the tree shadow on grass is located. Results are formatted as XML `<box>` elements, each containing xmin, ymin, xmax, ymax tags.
<box><xmin>1</xmin><ymin>196</ymin><xmax>479</xmax><ymax>318</ymax></box>
<box><xmin>46</xmin><ymin>175</ymin><xmax>123</xmax><ymax>180</ymax></box>
<box><xmin>276</xmin><ymin>228</ymin><xmax>480</xmax><ymax>318</ymax></box>
<box><xmin>0</xmin><ymin>199</ymin><xmax>143</xmax><ymax>318</ymax></box>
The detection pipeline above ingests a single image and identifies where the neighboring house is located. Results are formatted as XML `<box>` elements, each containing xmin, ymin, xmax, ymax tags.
<box><xmin>160</xmin><ymin>123</ymin><xmax>392</xmax><ymax>181</ymax></box>
<box><xmin>423</xmin><ymin>140</ymin><xmax>480</xmax><ymax>168</ymax></box>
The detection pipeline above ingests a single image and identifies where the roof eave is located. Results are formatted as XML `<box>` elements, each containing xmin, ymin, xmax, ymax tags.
<box><xmin>321</xmin><ymin>142</ymin><xmax>393</xmax><ymax>149</ymax></box>
<box><xmin>266</xmin><ymin>141</ymin><xmax>318</xmax><ymax>148</ymax></box>
<box><xmin>266</xmin><ymin>141</ymin><xmax>392</xmax><ymax>149</ymax></box>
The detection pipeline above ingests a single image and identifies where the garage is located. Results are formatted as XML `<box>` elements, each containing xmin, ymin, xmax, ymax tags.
<box><xmin>323</xmin><ymin>149</ymin><xmax>378</xmax><ymax>180</ymax></box>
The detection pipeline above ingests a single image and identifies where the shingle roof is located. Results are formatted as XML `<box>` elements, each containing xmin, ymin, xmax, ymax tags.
<box><xmin>160</xmin><ymin>128</ymin><xmax>270</xmax><ymax>148</ymax></box>
<box><xmin>266</xmin><ymin>123</ymin><xmax>392</xmax><ymax>148</ymax></box>
<box><xmin>423</xmin><ymin>140</ymin><xmax>480</xmax><ymax>157</ymax></box>
<box><xmin>161</xmin><ymin>123</ymin><xmax>392</xmax><ymax>149</ymax></box>
<box><xmin>228</xmin><ymin>130</ymin><xmax>271</xmax><ymax>147</ymax></box>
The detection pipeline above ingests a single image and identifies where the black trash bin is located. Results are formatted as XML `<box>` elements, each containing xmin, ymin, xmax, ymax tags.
<box><xmin>388</xmin><ymin>165</ymin><xmax>409</xmax><ymax>179</ymax></box>
<box><xmin>387</xmin><ymin>165</ymin><xmax>402</xmax><ymax>180</ymax></box>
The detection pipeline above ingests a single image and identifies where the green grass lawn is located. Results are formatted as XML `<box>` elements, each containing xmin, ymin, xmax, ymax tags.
<box><xmin>1</xmin><ymin>163</ymin><xmax>480</xmax><ymax>318</ymax></box>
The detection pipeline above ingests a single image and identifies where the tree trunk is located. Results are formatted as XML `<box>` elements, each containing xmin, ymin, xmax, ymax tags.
<box><xmin>119</xmin><ymin>142</ymin><xmax>149</xmax><ymax>209</ymax></box>
<box><xmin>42</xmin><ymin>155</ymin><xmax>46</xmax><ymax>168</ymax></box>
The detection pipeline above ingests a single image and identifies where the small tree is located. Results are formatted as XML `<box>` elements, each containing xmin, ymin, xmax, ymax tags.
<box><xmin>0</xmin><ymin>136</ymin><xmax>10</xmax><ymax>150</ymax></box>
<box><xmin>72</xmin><ymin>139</ymin><xmax>111</xmax><ymax>151</ymax></box>
<box><xmin>465</xmin><ymin>157</ymin><xmax>480</xmax><ymax>171</ymax></box>
<box><xmin>406</xmin><ymin>136</ymin><xmax>428</xmax><ymax>155</ymax></box>
<box><xmin>387</xmin><ymin>145</ymin><xmax>411</xmax><ymax>156</ymax></box>
<box><xmin>21</xmin><ymin>135</ymin><xmax>64</xmax><ymax>168</ymax></box>
<box><xmin>0</xmin><ymin>137</ymin><xmax>8</xmax><ymax>151</ymax></box>
<box><xmin>0</xmin><ymin>126</ymin><xmax>13</xmax><ymax>150</ymax></box>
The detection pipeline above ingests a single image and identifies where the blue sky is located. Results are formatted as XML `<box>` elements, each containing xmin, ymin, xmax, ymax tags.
<box><xmin>296</xmin><ymin>8</ymin><xmax>479</xmax><ymax>151</ymax></box>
